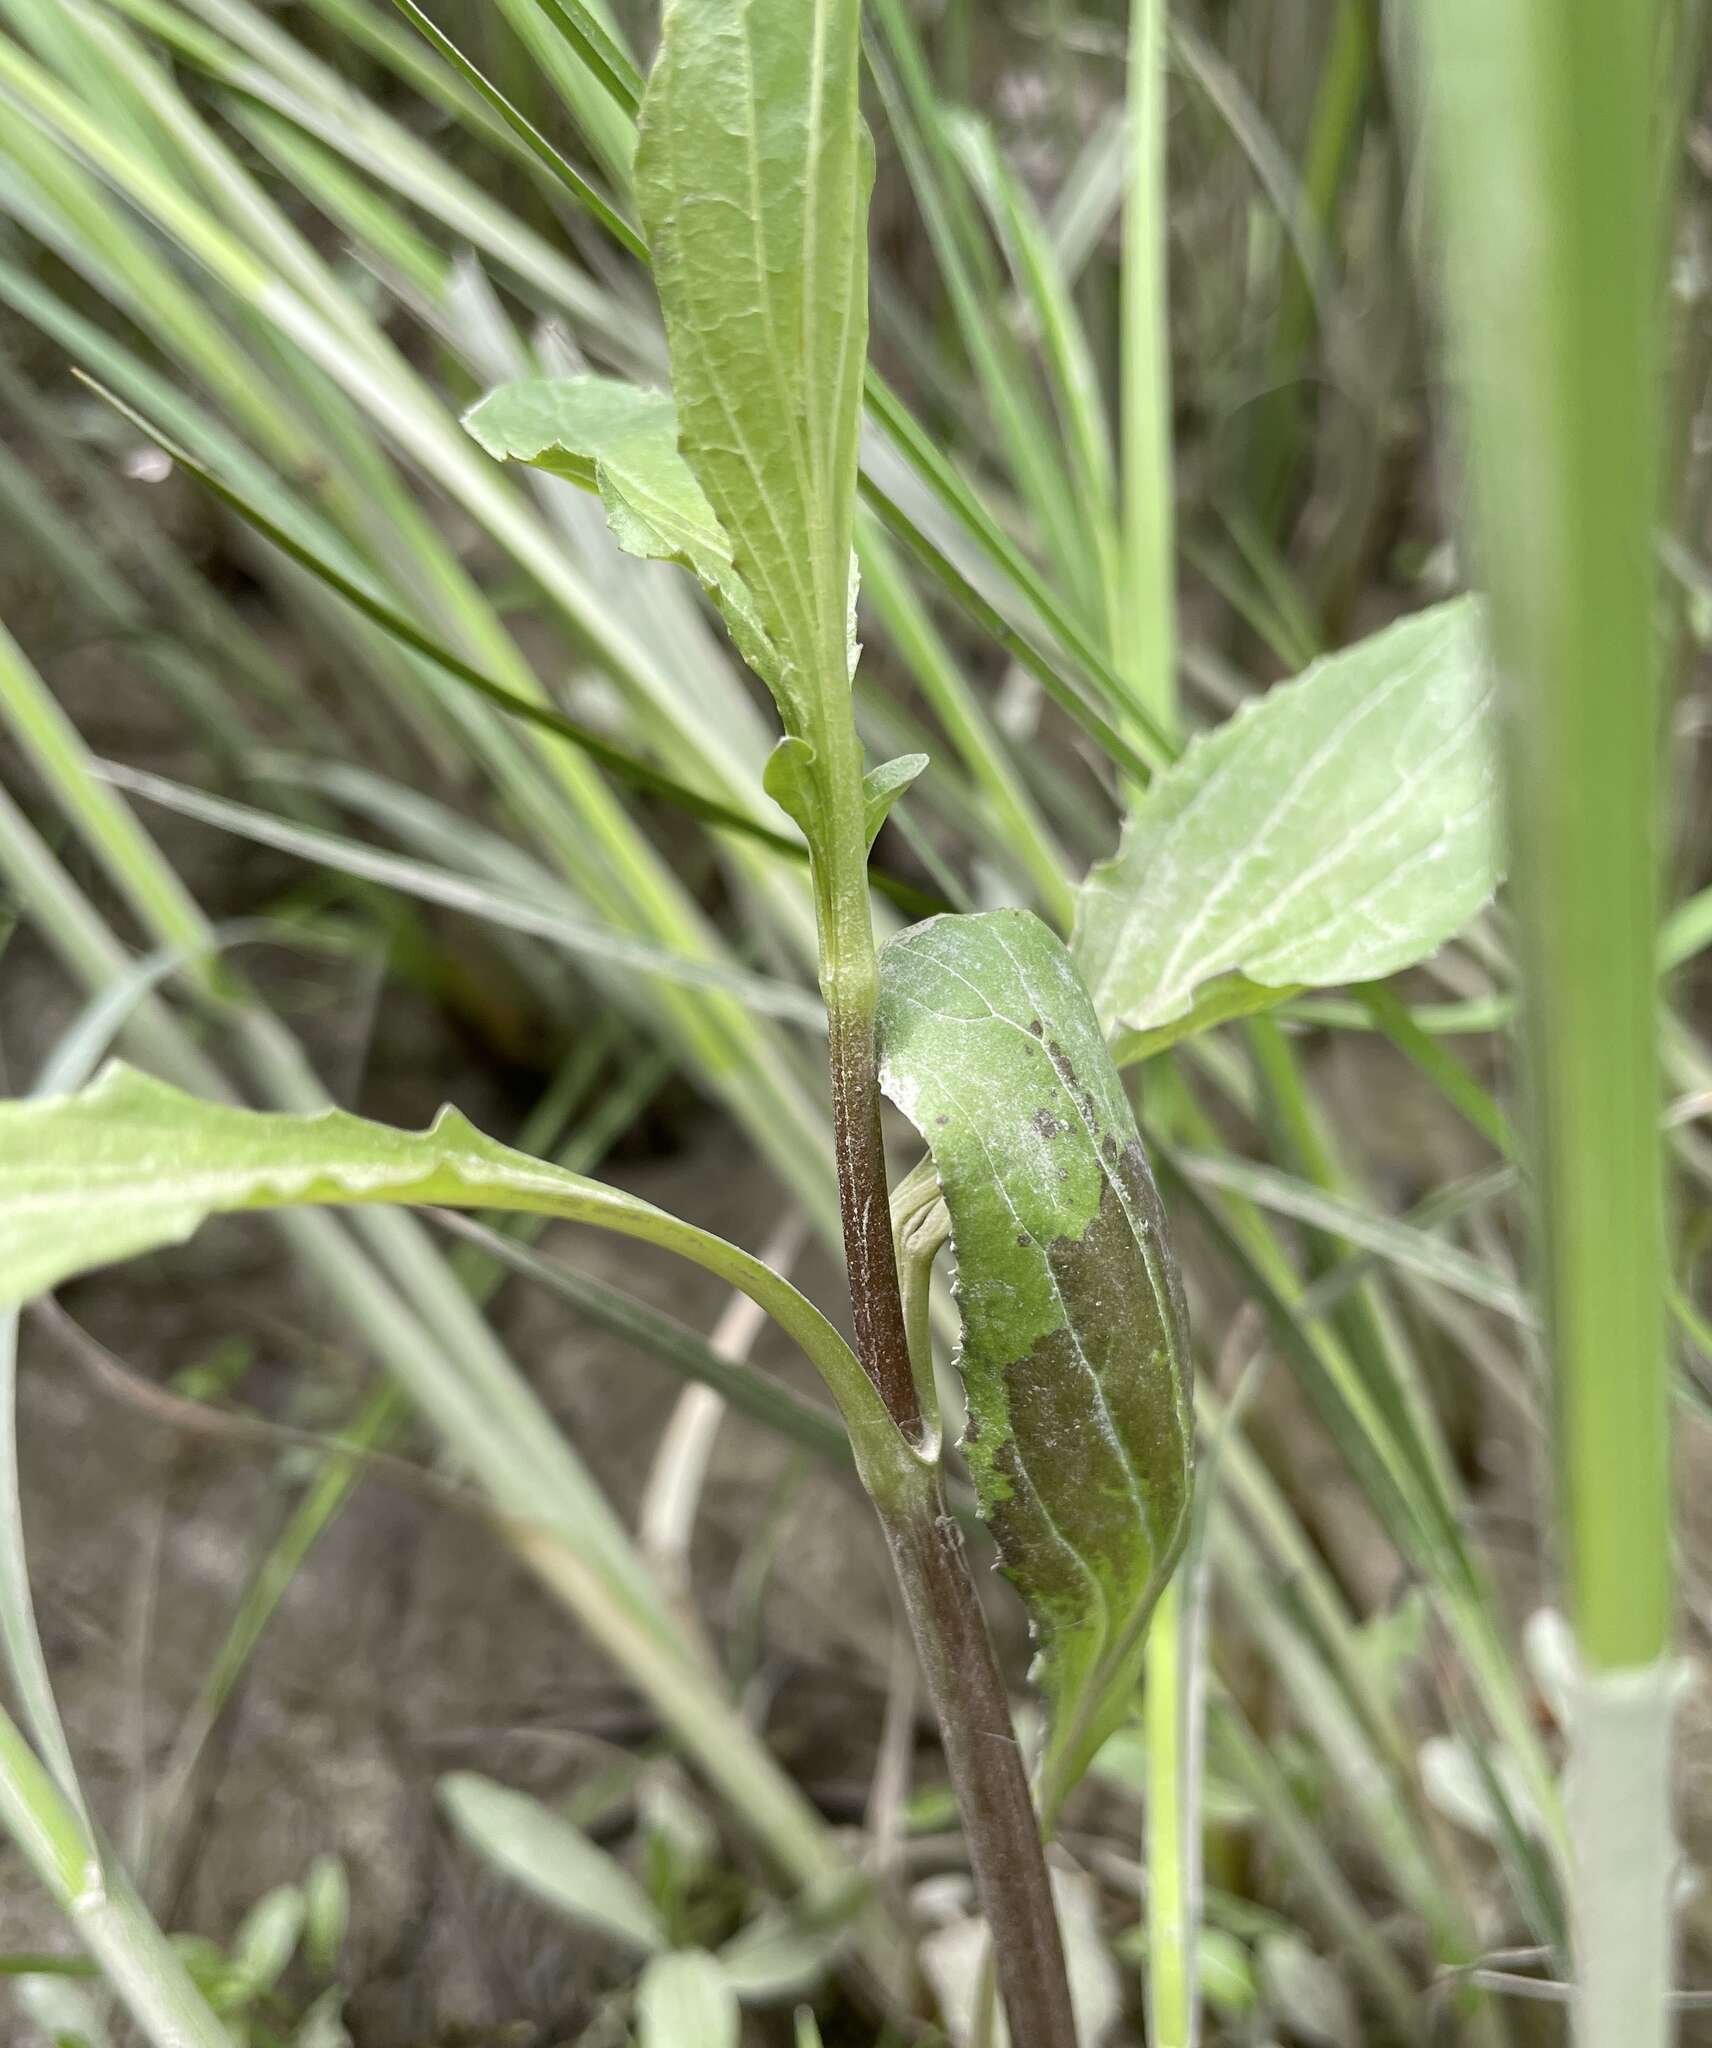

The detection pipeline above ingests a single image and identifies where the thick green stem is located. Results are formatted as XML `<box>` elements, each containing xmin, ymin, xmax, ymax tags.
<box><xmin>1120</xmin><ymin>0</ymin><xmax>1177</xmax><ymax>736</ymax></box>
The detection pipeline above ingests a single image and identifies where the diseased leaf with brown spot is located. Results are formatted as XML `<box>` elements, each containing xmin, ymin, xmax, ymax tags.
<box><xmin>876</xmin><ymin>909</ymin><xmax>1194</xmax><ymax>1817</ymax></box>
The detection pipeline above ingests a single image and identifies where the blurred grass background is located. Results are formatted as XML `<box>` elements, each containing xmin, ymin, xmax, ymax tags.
<box><xmin>0</xmin><ymin>1</ymin><xmax>1707</xmax><ymax>2042</ymax></box>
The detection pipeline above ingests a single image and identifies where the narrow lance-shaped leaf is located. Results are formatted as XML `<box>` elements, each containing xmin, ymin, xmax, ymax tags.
<box><xmin>0</xmin><ymin>1065</ymin><xmax>900</xmax><ymax>1472</ymax></box>
<box><xmin>635</xmin><ymin>0</ymin><xmax>873</xmax><ymax>738</ymax></box>
<box><xmin>1073</xmin><ymin>599</ymin><xmax>1501</xmax><ymax>1059</ymax></box>
<box><xmin>876</xmin><ymin>909</ymin><xmax>1194</xmax><ymax>1817</ymax></box>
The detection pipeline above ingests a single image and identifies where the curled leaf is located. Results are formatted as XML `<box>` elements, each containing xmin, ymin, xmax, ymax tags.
<box><xmin>862</xmin><ymin>752</ymin><xmax>929</xmax><ymax>849</ymax></box>
<box><xmin>876</xmin><ymin>909</ymin><xmax>1194</xmax><ymax>1815</ymax></box>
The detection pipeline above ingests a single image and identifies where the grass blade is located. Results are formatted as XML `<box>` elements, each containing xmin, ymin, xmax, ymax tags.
<box><xmin>1417</xmin><ymin>0</ymin><xmax>1674</xmax><ymax>2034</ymax></box>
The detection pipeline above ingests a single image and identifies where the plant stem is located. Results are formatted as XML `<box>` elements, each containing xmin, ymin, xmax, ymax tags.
<box><xmin>878</xmin><ymin>1475</ymin><xmax>1079</xmax><ymax>2048</ymax></box>
<box><xmin>826</xmin><ymin>989</ymin><xmax>921</xmax><ymax>1436</ymax></box>
<box><xmin>806</xmin><ymin>688</ymin><xmax>1076</xmax><ymax>2045</ymax></box>
<box><xmin>823</xmin><ymin>988</ymin><xmax>1079</xmax><ymax>2043</ymax></box>
<box><xmin>1144</xmin><ymin>1575</ymin><xmax>1194</xmax><ymax>2047</ymax></box>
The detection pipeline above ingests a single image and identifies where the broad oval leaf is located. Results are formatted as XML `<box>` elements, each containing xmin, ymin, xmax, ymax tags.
<box><xmin>636</xmin><ymin>0</ymin><xmax>872</xmax><ymax>730</ymax></box>
<box><xmin>439</xmin><ymin>1773</ymin><xmax>667</xmax><ymax>1955</ymax></box>
<box><xmin>875</xmin><ymin>909</ymin><xmax>1194</xmax><ymax>1816</ymax></box>
<box><xmin>1073</xmin><ymin>600</ymin><xmax>1500</xmax><ymax>1056</ymax></box>
<box><xmin>461</xmin><ymin>375</ymin><xmax>779</xmax><ymax>693</ymax></box>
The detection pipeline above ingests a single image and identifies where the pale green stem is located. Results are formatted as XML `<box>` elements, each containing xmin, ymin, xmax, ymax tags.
<box><xmin>0</xmin><ymin>1703</ymin><xmax>234</xmax><ymax>2048</ymax></box>
<box><xmin>1416</xmin><ymin>0</ymin><xmax>1673</xmax><ymax>2037</ymax></box>
<box><xmin>1144</xmin><ymin>1575</ymin><xmax>1194</xmax><ymax>2045</ymax></box>
<box><xmin>1120</xmin><ymin>0</ymin><xmax>1177</xmax><ymax>736</ymax></box>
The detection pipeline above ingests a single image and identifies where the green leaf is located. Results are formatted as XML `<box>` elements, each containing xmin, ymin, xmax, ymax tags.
<box><xmin>301</xmin><ymin>1856</ymin><xmax>348</xmax><ymax>1981</ymax></box>
<box><xmin>439</xmin><ymin>1773</ymin><xmax>667</xmax><ymax>1954</ymax></box>
<box><xmin>636</xmin><ymin>0</ymin><xmax>873</xmax><ymax>735</ymax></box>
<box><xmin>461</xmin><ymin>375</ymin><xmax>779</xmax><ymax>692</ymax></box>
<box><xmin>463</xmin><ymin>374</ymin><xmax>683</xmax><ymax>498</ymax></box>
<box><xmin>636</xmin><ymin>1950</ymin><xmax>739</xmax><ymax>2048</ymax></box>
<box><xmin>861</xmin><ymin>752</ymin><xmax>929</xmax><ymax>850</ymax></box>
<box><xmin>875</xmin><ymin>909</ymin><xmax>1194</xmax><ymax>1817</ymax></box>
<box><xmin>714</xmin><ymin>1907</ymin><xmax>844</xmax><ymax>2004</ymax></box>
<box><xmin>227</xmin><ymin>1886</ymin><xmax>306</xmax><ymax>2004</ymax></box>
<box><xmin>0</xmin><ymin>1062</ymin><xmax>681</xmax><ymax>1310</ymax></box>
<box><xmin>1107</xmin><ymin>973</ymin><xmax>1307</xmax><ymax>1064</ymax></box>
<box><xmin>1074</xmin><ymin>600</ymin><xmax>1501</xmax><ymax>1044</ymax></box>
<box><xmin>0</xmin><ymin>1065</ymin><xmax>902</xmax><ymax>1474</ymax></box>
<box><xmin>762</xmin><ymin>735</ymin><xmax>820</xmax><ymax>841</ymax></box>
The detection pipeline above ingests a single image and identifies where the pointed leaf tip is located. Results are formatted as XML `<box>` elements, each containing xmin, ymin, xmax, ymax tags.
<box><xmin>862</xmin><ymin>752</ymin><xmax>928</xmax><ymax>849</ymax></box>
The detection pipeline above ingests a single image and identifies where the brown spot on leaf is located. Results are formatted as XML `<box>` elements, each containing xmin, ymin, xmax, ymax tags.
<box><xmin>1032</xmin><ymin>1107</ymin><xmax>1069</xmax><ymax>1141</ymax></box>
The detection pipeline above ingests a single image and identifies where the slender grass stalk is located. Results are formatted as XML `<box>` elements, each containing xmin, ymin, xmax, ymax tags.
<box><xmin>1120</xmin><ymin>0</ymin><xmax>1177</xmax><ymax>735</ymax></box>
<box><xmin>951</xmin><ymin>117</ymin><xmax>1127</xmax><ymax>664</ymax></box>
<box><xmin>0</xmin><ymin>1701</ymin><xmax>233</xmax><ymax>2048</ymax></box>
<box><xmin>1144</xmin><ymin>1576</ymin><xmax>1195</xmax><ymax>2046</ymax></box>
<box><xmin>1416</xmin><ymin>2</ymin><xmax>1674</xmax><ymax>2039</ymax></box>
<box><xmin>867</xmin><ymin>0</ymin><xmax>1094</xmax><ymax>629</ymax></box>
<box><xmin>1123</xmin><ymin>16</ymin><xmax>1196</xmax><ymax>2022</ymax></box>
<box><xmin>1246</xmin><ymin>0</ymin><xmax>1374</xmax><ymax>532</ymax></box>
<box><xmin>385</xmin><ymin>0</ymin><xmax>643</xmax><ymax>258</ymax></box>
<box><xmin>855</xmin><ymin>514</ymin><xmax>1075</xmax><ymax>928</ymax></box>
